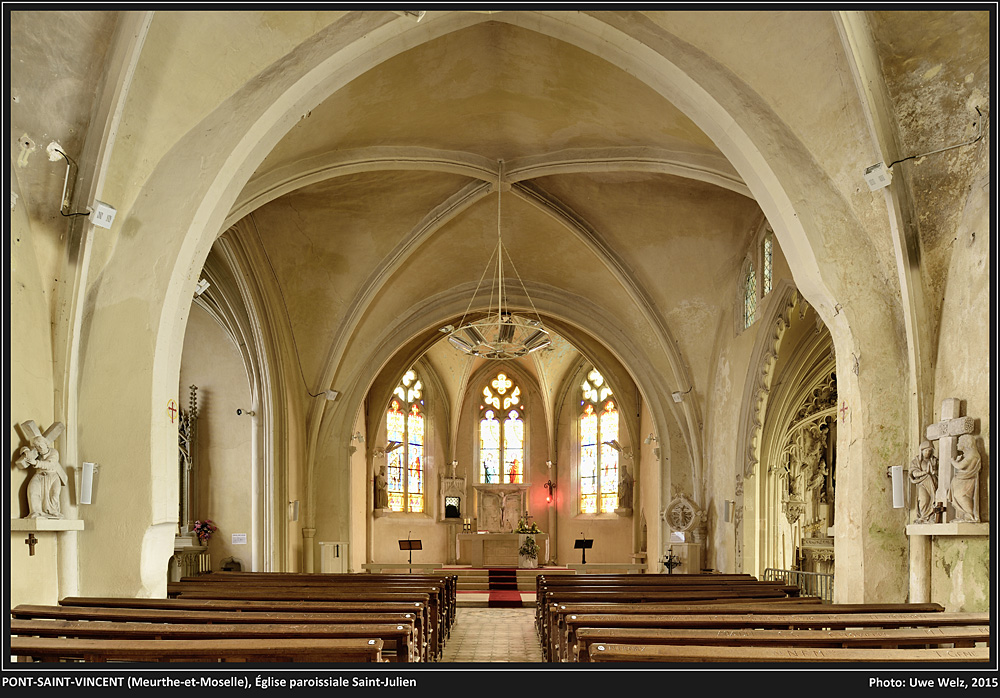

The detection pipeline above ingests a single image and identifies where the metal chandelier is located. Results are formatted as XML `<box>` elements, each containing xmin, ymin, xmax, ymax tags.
<box><xmin>446</xmin><ymin>162</ymin><xmax>551</xmax><ymax>360</ymax></box>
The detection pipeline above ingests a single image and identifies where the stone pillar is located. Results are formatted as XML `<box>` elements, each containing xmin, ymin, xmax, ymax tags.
<box><xmin>908</xmin><ymin>533</ymin><xmax>930</xmax><ymax>603</ymax></box>
<box><xmin>302</xmin><ymin>527</ymin><xmax>316</xmax><ymax>573</ymax></box>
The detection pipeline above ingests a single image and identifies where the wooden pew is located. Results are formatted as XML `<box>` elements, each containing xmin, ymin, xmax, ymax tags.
<box><xmin>534</xmin><ymin>574</ymin><xmax>793</xmax><ymax>636</ymax></box>
<box><xmin>544</xmin><ymin>597</ymin><xmax>825</xmax><ymax>662</ymax></box>
<box><xmin>574</xmin><ymin>625</ymin><xmax>991</xmax><ymax>662</ymax></box>
<box><xmin>545</xmin><ymin>600</ymin><xmax>943</xmax><ymax>662</ymax></box>
<box><xmin>178</xmin><ymin>571</ymin><xmax>457</xmax><ymax>641</ymax></box>
<box><xmin>39</xmin><ymin>599</ymin><xmax>429</xmax><ymax>662</ymax></box>
<box><xmin>588</xmin><ymin>643</ymin><xmax>991</xmax><ymax>664</ymax></box>
<box><xmin>539</xmin><ymin>586</ymin><xmax>799</xmax><ymax>659</ymax></box>
<box><xmin>11</xmin><ymin>618</ymin><xmax>417</xmax><ymax>663</ymax></box>
<box><xmin>11</xmin><ymin>636</ymin><xmax>385</xmax><ymax>663</ymax></box>
<box><xmin>165</xmin><ymin>583</ymin><xmax>443</xmax><ymax>660</ymax></box>
<box><xmin>560</xmin><ymin>610</ymin><xmax>984</xmax><ymax>663</ymax></box>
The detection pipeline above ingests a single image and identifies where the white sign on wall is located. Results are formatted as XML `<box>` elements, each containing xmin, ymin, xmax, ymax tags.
<box><xmin>232</xmin><ymin>533</ymin><xmax>248</xmax><ymax>545</ymax></box>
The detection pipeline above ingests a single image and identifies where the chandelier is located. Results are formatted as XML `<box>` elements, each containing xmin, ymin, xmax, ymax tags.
<box><xmin>446</xmin><ymin>162</ymin><xmax>551</xmax><ymax>360</ymax></box>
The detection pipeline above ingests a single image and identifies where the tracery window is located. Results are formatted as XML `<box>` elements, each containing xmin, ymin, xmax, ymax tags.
<box><xmin>479</xmin><ymin>372</ymin><xmax>524</xmax><ymax>484</ymax></box>
<box><xmin>579</xmin><ymin>368</ymin><xmax>619</xmax><ymax>514</ymax></box>
<box><xmin>386</xmin><ymin>369</ymin><xmax>424</xmax><ymax>513</ymax></box>
<box><xmin>739</xmin><ymin>223</ymin><xmax>775</xmax><ymax>332</ymax></box>
<box><xmin>743</xmin><ymin>260</ymin><xmax>757</xmax><ymax>329</ymax></box>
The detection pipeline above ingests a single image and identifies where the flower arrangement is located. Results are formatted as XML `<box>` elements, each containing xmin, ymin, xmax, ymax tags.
<box><xmin>515</xmin><ymin>518</ymin><xmax>540</xmax><ymax>534</ymax></box>
<box><xmin>518</xmin><ymin>535</ymin><xmax>539</xmax><ymax>560</ymax></box>
<box><xmin>193</xmin><ymin>519</ymin><xmax>217</xmax><ymax>545</ymax></box>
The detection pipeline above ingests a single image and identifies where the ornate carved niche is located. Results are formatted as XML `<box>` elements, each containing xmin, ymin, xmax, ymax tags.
<box><xmin>439</xmin><ymin>473</ymin><xmax>466</xmax><ymax>522</ymax></box>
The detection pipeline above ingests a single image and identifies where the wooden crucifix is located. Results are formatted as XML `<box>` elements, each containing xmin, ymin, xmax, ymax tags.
<box><xmin>925</xmin><ymin>398</ymin><xmax>976</xmax><ymax>519</ymax></box>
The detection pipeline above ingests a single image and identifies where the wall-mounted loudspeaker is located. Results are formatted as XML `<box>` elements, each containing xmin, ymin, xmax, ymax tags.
<box><xmin>890</xmin><ymin>465</ymin><xmax>904</xmax><ymax>509</ymax></box>
<box><xmin>81</xmin><ymin>462</ymin><xmax>96</xmax><ymax>504</ymax></box>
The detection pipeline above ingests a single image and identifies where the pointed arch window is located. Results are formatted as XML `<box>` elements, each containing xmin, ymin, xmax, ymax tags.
<box><xmin>743</xmin><ymin>260</ymin><xmax>757</xmax><ymax>329</ymax></box>
<box><xmin>479</xmin><ymin>372</ymin><xmax>524</xmax><ymax>484</ymax></box>
<box><xmin>386</xmin><ymin>369</ymin><xmax>424</xmax><ymax>513</ymax></box>
<box><xmin>579</xmin><ymin>368</ymin><xmax>619</xmax><ymax>514</ymax></box>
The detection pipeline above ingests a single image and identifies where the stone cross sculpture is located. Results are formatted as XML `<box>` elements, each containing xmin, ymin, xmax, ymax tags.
<box><xmin>14</xmin><ymin>420</ymin><xmax>68</xmax><ymax>519</ymax></box>
<box><xmin>924</xmin><ymin>398</ymin><xmax>979</xmax><ymax>523</ymax></box>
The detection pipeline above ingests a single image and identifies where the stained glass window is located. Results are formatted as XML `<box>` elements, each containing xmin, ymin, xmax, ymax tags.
<box><xmin>579</xmin><ymin>369</ymin><xmax>619</xmax><ymax>514</ymax></box>
<box><xmin>385</xmin><ymin>369</ymin><xmax>424</xmax><ymax>512</ymax></box>
<box><xmin>479</xmin><ymin>372</ymin><xmax>525</xmax><ymax>483</ymax></box>
<box><xmin>743</xmin><ymin>261</ymin><xmax>757</xmax><ymax>329</ymax></box>
<box><xmin>762</xmin><ymin>233</ymin><xmax>773</xmax><ymax>296</ymax></box>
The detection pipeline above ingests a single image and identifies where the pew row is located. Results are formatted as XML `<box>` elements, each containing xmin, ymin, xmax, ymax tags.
<box><xmin>11</xmin><ymin>636</ymin><xmax>385</xmax><ymax>663</ymax></box>
<box><xmin>559</xmin><ymin>610</ymin><xmax>984</xmax><ymax>663</ymax></box>
<box><xmin>587</xmin><ymin>643</ymin><xmax>990</xmax><ymax>664</ymax></box>
<box><xmin>574</xmin><ymin>625</ymin><xmax>991</xmax><ymax>662</ymax></box>
<box><xmin>25</xmin><ymin>599</ymin><xmax>429</xmax><ymax>662</ymax></box>
<box><xmin>11</xmin><ymin>618</ymin><xmax>417</xmax><ymax>663</ymax></box>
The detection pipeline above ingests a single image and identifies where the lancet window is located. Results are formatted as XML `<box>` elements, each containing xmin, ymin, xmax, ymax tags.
<box><xmin>479</xmin><ymin>372</ymin><xmax>524</xmax><ymax>484</ymax></box>
<box><xmin>386</xmin><ymin>369</ymin><xmax>424</xmax><ymax>513</ymax></box>
<box><xmin>579</xmin><ymin>368</ymin><xmax>619</xmax><ymax>514</ymax></box>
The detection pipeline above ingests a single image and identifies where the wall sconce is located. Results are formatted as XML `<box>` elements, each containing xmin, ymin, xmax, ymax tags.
<box><xmin>644</xmin><ymin>433</ymin><xmax>658</xmax><ymax>445</ymax></box>
<box><xmin>288</xmin><ymin>500</ymin><xmax>300</xmax><ymax>522</ymax></box>
<box><xmin>723</xmin><ymin>499</ymin><xmax>735</xmax><ymax>523</ymax></box>
<box><xmin>544</xmin><ymin>479</ymin><xmax>556</xmax><ymax>504</ymax></box>
<box><xmin>352</xmin><ymin>432</ymin><xmax>365</xmax><ymax>443</ymax></box>
<box><xmin>671</xmin><ymin>387</ymin><xmax>693</xmax><ymax>403</ymax></box>
<box><xmin>545</xmin><ymin>460</ymin><xmax>553</xmax><ymax>469</ymax></box>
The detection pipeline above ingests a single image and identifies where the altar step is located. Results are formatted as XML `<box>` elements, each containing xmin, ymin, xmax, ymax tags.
<box><xmin>438</xmin><ymin>566</ymin><xmax>573</xmax><ymax>606</ymax></box>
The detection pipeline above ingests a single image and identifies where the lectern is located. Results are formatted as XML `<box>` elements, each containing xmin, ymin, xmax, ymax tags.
<box><xmin>574</xmin><ymin>537</ymin><xmax>592</xmax><ymax>564</ymax></box>
<box><xmin>399</xmin><ymin>538</ymin><xmax>422</xmax><ymax>573</ymax></box>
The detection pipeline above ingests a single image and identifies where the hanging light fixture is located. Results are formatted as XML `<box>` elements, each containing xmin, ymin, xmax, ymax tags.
<box><xmin>447</xmin><ymin>161</ymin><xmax>550</xmax><ymax>360</ymax></box>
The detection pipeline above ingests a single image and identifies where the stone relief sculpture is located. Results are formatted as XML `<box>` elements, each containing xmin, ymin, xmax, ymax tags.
<box><xmin>949</xmin><ymin>434</ymin><xmax>981</xmax><ymax>522</ymax></box>
<box><xmin>908</xmin><ymin>440</ymin><xmax>938</xmax><ymax>524</ymax></box>
<box><xmin>14</xmin><ymin>420</ymin><xmax>67</xmax><ymax>519</ymax></box>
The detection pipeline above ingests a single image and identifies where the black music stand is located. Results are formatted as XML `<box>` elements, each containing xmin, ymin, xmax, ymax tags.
<box><xmin>399</xmin><ymin>539</ymin><xmax>422</xmax><ymax>573</ymax></box>
<box><xmin>574</xmin><ymin>537</ymin><xmax>592</xmax><ymax>564</ymax></box>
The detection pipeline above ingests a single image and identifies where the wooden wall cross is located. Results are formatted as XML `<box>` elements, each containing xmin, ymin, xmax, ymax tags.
<box><xmin>925</xmin><ymin>398</ymin><xmax>976</xmax><ymax>516</ymax></box>
<box><xmin>25</xmin><ymin>533</ymin><xmax>37</xmax><ymax>555</ymax></box>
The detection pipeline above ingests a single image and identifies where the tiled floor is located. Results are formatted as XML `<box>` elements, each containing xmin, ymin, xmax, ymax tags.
<box><xmin>439</xmin><ymin>607</ymin><xmax>545</xmax><ymax>663</ymax></box>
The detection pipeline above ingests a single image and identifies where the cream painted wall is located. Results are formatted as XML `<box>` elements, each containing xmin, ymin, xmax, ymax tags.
<box><xmin>178</xmin><ymin>304</ymin><xmax>253</xmax><ymax>572</ymax></box>
<box><xmin>10</xmin><ymin>165</ymin><xmax>64</xmax><ymax>607</ymax></box>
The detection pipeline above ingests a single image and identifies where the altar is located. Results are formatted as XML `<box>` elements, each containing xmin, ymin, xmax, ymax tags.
<box><xmin>457</xmin><ymin>532</ymin><xmax>549</xmax><ymax>567</ymax></box>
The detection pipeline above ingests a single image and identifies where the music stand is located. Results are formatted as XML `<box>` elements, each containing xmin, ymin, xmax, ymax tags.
<box><xmin>574</xmin><ymin>537</ymin><xmax>593</xmax><ymax>564</ymax></box>
<box><xmin>399</xmin><ymin>539</ymin><xmax>422</xmax><ymax>573</ymax></box>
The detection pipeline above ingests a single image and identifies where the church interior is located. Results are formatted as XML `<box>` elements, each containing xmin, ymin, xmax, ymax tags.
<box><xmin>8</xmin><ymin>9</ymin><xmax>992</xmax><ymax>665</ymax></box>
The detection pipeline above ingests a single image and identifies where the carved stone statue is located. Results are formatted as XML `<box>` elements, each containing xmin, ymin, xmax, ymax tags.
<box><xmin>14</xmin><ymin>420</ymin><xmax>67</xmax><ymax>519</ymax></box>
<box><xmin>374</xmin><ymin>465</ymin><xmax>389</xmax><ymax>510</ymax></box>
<box><xmin>618</xmin><ymin>463</ymin><xmax>634</xmax><ymax>510</ymax></box>
<box><xmin>949</xmin><ymin>434</ymin><xmax>981</xmax><ymax>522</ymax></box>
<box><xmin>908</xmin><ymin>440</ymin><xmax>938</xmax><ymax>523</ymax></box>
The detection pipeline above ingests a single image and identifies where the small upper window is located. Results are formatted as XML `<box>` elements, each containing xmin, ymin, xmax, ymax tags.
<box><xmin>743</xmin><ymin>261</ymin><xmax>757</xmax><ymax>329</ymax></box>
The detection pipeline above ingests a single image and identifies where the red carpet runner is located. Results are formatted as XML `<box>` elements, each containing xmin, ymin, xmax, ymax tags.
<box><xmin>487</xmin><ymin>568</ymin><xmax>522</xmax><ymax>608</ymax></box>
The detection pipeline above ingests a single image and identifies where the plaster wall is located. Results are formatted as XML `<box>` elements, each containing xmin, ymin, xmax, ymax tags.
<box><xmin>10</xmin><ymin>164</ymin><xmax>64</xmax><ymax>607</ymax></box>
<box><xmin>178</xmin><ymin>304</ymin><xmax>253</xmax><ymax>572</ymax></box>
<box><xmin>926</xmin><ymin>137</ymin><xmax>990</xmax><ymax>612</ymax></box>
